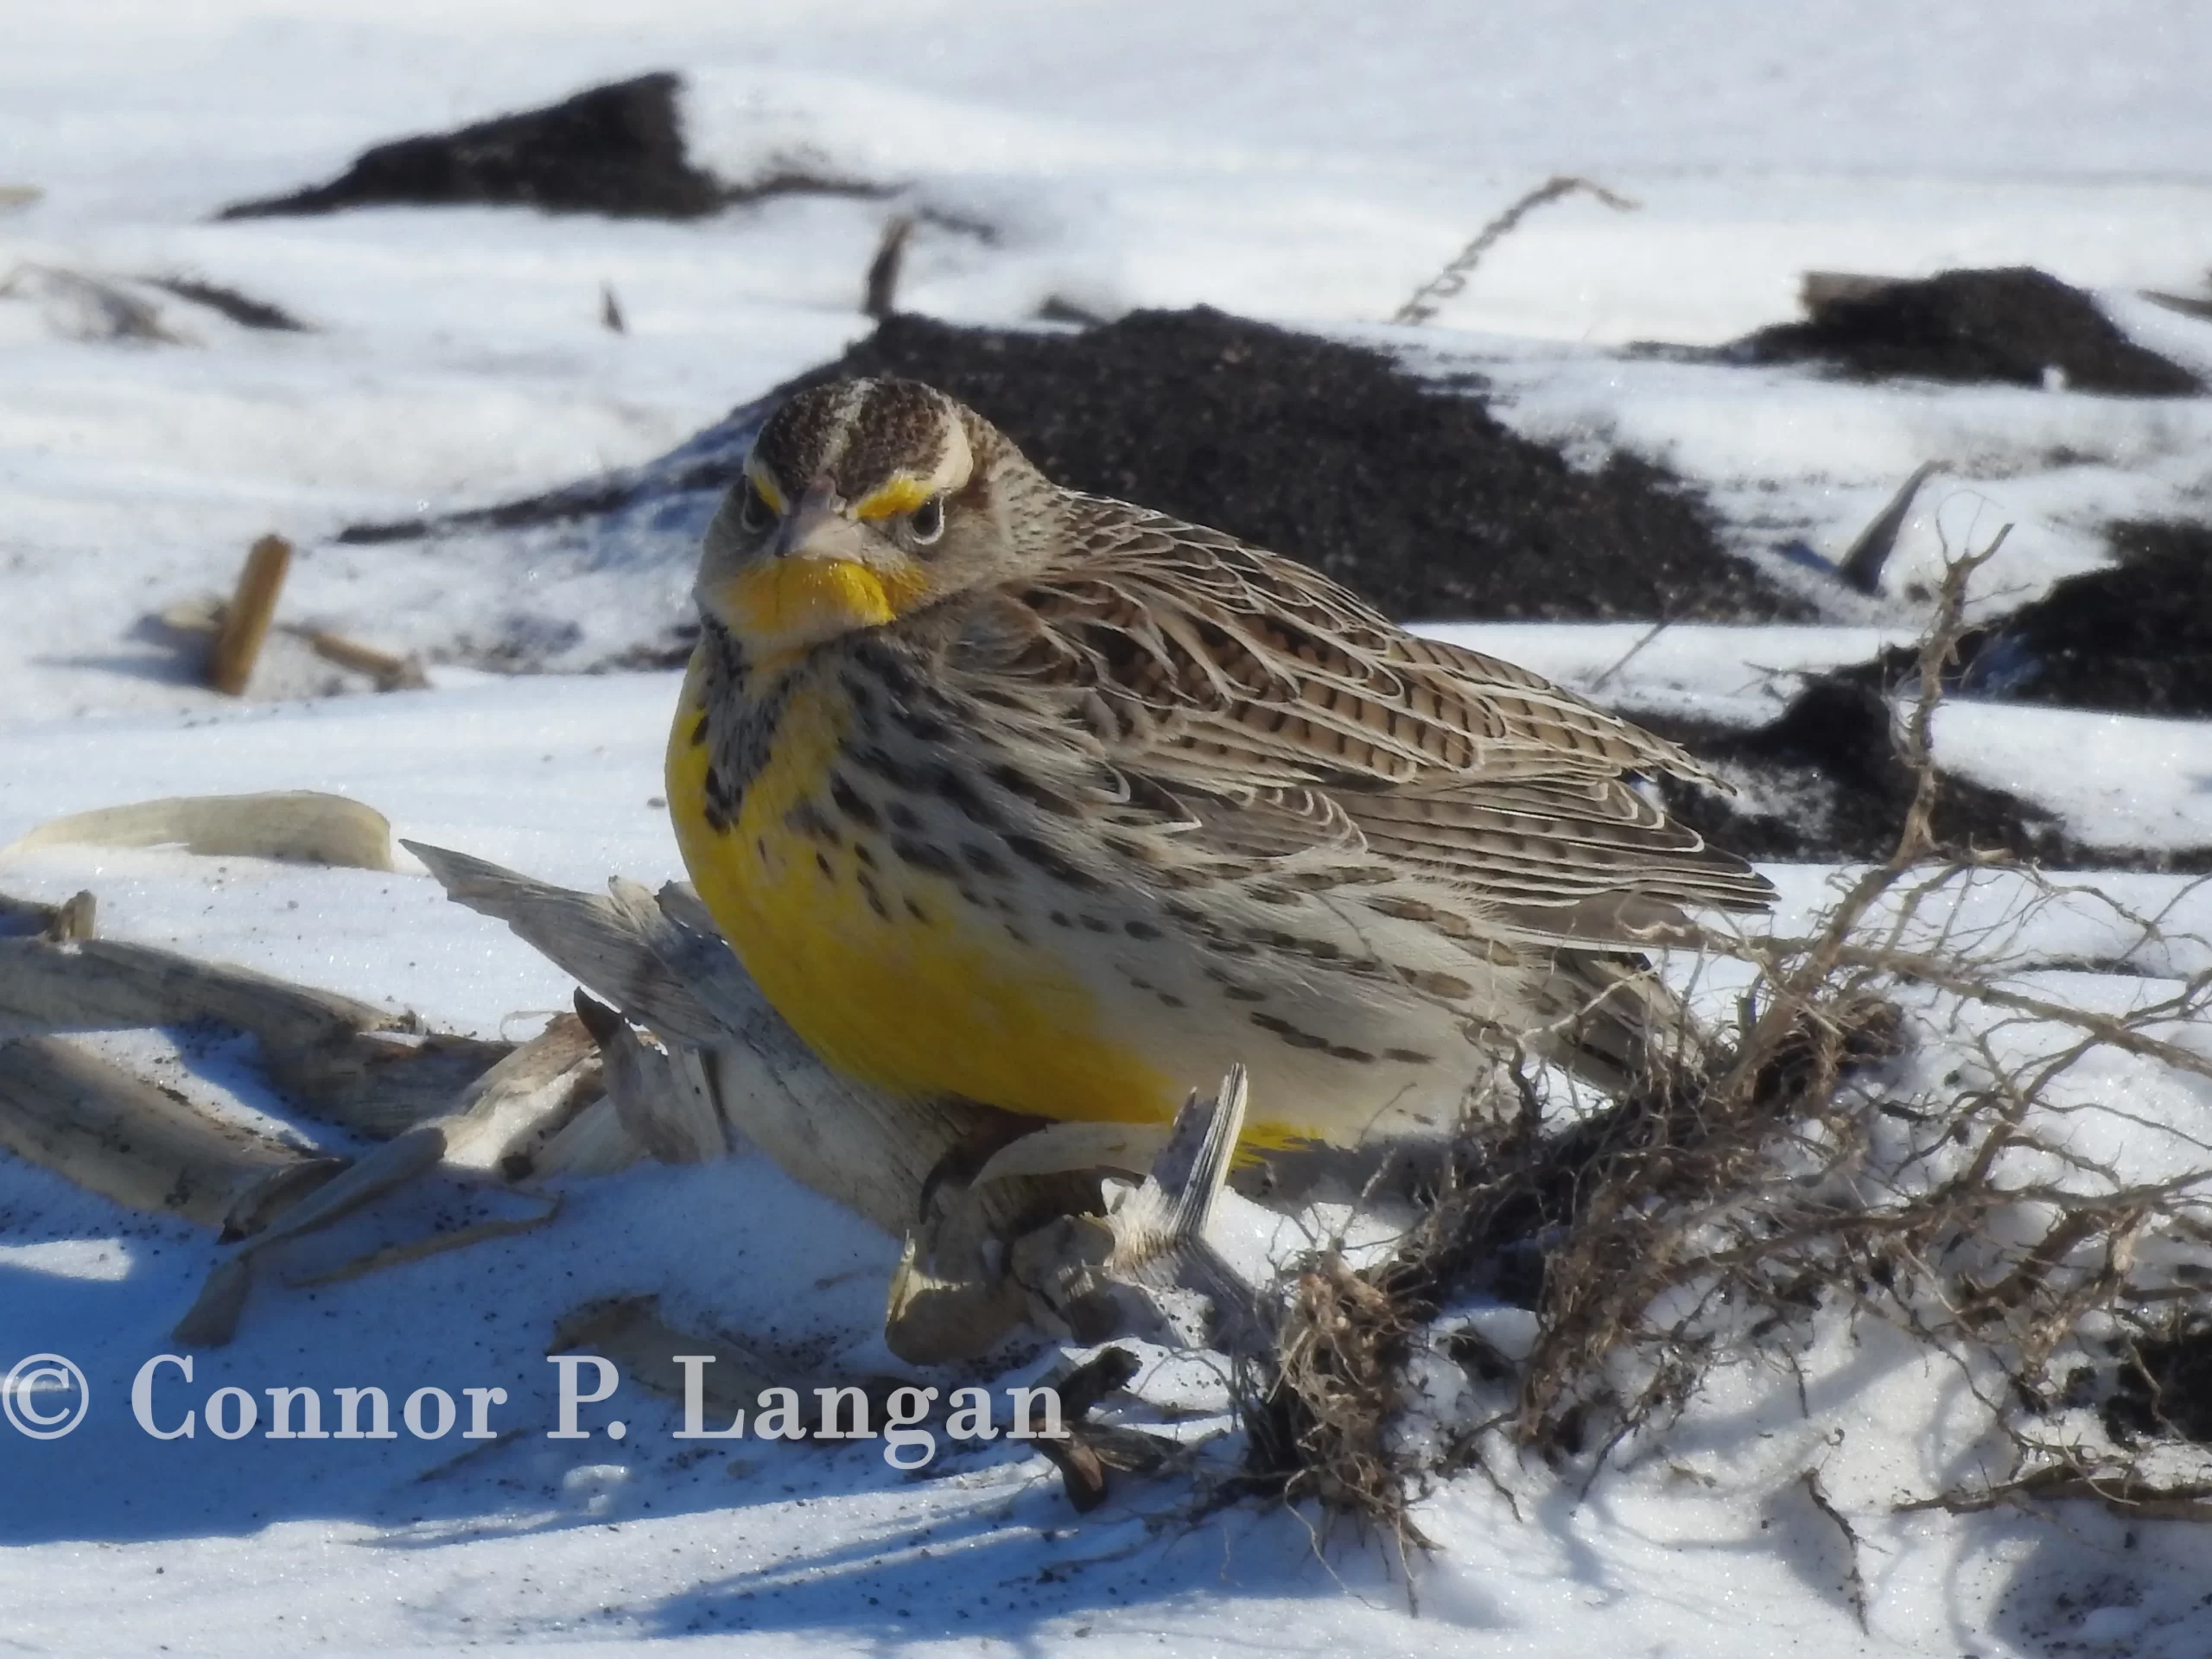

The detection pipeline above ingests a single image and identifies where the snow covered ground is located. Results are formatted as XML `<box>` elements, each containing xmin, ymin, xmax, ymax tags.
<box><xmin>6</xmin><ymin>671</ymin><xmax>2209</xmax><ymax>1659</ymax></box>
<box><xmin>9</xmin><ymin>1</ymin><xmax>2212</xmax><ymax>718</ymax></box>
<box><xmin>6</xmin><ymin>3</ymin><xmax>2212</xmax><ymax>1656</ymax></box>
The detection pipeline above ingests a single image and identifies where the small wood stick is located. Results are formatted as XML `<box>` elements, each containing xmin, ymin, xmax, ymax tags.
<box><xmin>45</xmin><ymin>890</ymin><xmax>96</xmax><ymax>942</ymax></box>
<box><xmin>208</xmin><ymin>534</ymin><xmax>291</xmax><ymax>695</ymax></box>
<box><xmin>865</xmin><ymin>215</ymin><xmax>913</xmax><ymax>319</ymax></box>
<box><xmin>293</xmin><ymin>626</ymin><xmax>429</xmax><ymax>690</ymax></box>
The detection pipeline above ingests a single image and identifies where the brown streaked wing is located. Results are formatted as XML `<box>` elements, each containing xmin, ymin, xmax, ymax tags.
<box><xmin>1344</xmin><ymin>777</ymin><xmax>1777</xmax><ymax>918</ymax></box>
<box><xmin>955</xmin><ymin>490</ymin><xmax>1775</xmax><ymax>937</ymax></box>
<box><xmin>1026</xmin><ymin>492</ymin><xmax>1730</xmax><ymax>792</ymax></box>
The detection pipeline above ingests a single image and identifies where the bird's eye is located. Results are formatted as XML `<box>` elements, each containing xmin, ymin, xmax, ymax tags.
<box><xmin>908</xmin><ymin>494</ymin><xmax>945</xmax><ymax>547</ymax></box>
<box><xmin>738</xmin><ymin>480</ymin><xmax>777</xmax><ymax>534</ymax></box>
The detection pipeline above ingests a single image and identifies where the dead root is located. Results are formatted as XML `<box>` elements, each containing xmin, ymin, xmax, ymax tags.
<box><xmin>1236</xmin><ymin>1254</ymin><xmax>1430</xmax><ymax>1546</ymax></box>
<box><xmin>1239</xmin><ymin>532</ymin><xmax>2212</xmax><ymax>1548</ymax></box>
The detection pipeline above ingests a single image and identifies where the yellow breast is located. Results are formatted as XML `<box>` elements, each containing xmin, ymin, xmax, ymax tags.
<box><xmin>665</xmin><ymin>651</ymin><xmax>1178</xmax><ymax>1125</ymax></box>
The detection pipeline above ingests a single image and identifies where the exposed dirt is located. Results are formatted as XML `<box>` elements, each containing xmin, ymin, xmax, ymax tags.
<box><xmin>1960</xmin><ymin>521</ymin><xmax>2212</xmax><ymax>718</ymax></box>
<box><xmin>218</xmin><ymin>73</ymin><xmax>886</xmax><ymax>221</ymax></box>
<box><xmin>349</xmin><ymin>308</ymin><xmax>1803</xmax><ymax>625</ymax></box>
<box><xmin>1646</xmin><ymin>668</ymin><xmax>2211</xmax><ymax>873</ymax></box>
<box><xmin>2106</xmin><ymin>1319</ymin><xmax>2212</xmax><ymax>1445</ymax></box>
<box><xmin>1734</xmin><ymin>267</ymin><xmax>2202</xmax><ymax>396</ymax></box>
<box><xmin>332</xmin><ymin>306</ymin><xmax>2209</xmax><ymax>868</ymax></box>
<box><xmin>841</xmin><ymin>310</ymin><xmax>1802</xmax><ymax>622</ymax></box>
<box><xmin>1638</xmin><ymin>515</ymin><xmax>2212</xmax><ymax>868</ymax></box>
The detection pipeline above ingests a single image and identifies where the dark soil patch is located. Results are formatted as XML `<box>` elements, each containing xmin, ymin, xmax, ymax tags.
<box><xmin>1959</xmin><ymin>521</ymin><xmax>2212</xmax><ymax>718</ymax></box>
<box><xmin>219</xmin><ymin>73</ymin><xmax>887</xmax><ymax>221</ymax></box>
<box><xmin>346</xmin><ymin>308</ymin><xmax>1803</xmax><ymax>626</ymax></box>
<box><xmin>1648</xmin><ymin>675</ymin><xmax>2073</xmax><ymax>865</ymax></box>
<box><xmin>835</xmin><ymin>310</ymin><xmax>1797</xmax><ymax>622</ymax></box>
<box><xmin>1734</xmin><ymin>268</ymin><xmax>2202</xmax><ymax>396</ymax></box>
<box><xmin>1637</xmin><ymin>515</ymin><xmax>2212</xmax><ymax>868</ymax></box>
<box><xmin>2106</xmin><ymin>1319</ymin><xmax>2212</xmax><ymax>1445</ymax></box>
<box><xmin>327</xmin><ymin>308</ymin><xmax>2208</xmax><ymax>869</ymax></box>
<box><xmin>1645</xmin><ymin>668</ymin><xmax>2212</xmax><ymax>872</ymax></box>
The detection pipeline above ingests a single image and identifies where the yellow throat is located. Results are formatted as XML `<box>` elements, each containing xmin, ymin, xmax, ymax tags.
<box><xmin>664</xmin><ymin>648</ymin><xmax>1180</xmax><ymax>1126</ymax></box>
<box><xmin>717</xmin><ymin>557</ymin><xmax>927</xmax><ymax>673</ymax></box>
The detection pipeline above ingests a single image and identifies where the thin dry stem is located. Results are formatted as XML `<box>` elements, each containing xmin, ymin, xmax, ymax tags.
<box><xmin>1242</xmin><ymin>528</ymin><xmax>2212</xmax><ymax>1535</ymax></box>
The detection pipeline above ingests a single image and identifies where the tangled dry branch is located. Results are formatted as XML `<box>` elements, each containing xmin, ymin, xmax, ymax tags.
<box><xmin>1236</xmin><ymin>535</ymin><xmax>2212</xmax><ymax>1548</ymax></box>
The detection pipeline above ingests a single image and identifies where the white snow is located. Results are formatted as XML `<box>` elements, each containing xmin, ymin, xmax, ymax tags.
<box><xmin>6</xmin><ymin>3</ymin><xmax>2212</xmax><ymax>715</ymax></box>
<box><xmin>6</xmin><ymin>2</ymin><xmax>2212</xmax><ymax>1655</ymax></box>
<box><xmin>10</xmin><ymin>700</ymin><xmax>2205</xmax><ymax>1659</ymax></box>
<box><xmin>1935</xmin><ymin>702</ymin><xmax>2212</xmax><ymax>855</ymax></box>
<box><xmin>1413</xmin><ymin>621</ymin><xmax>1920</xmax><ymax>725</ymax></box>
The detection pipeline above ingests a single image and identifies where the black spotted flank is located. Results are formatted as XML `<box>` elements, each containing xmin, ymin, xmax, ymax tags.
<box><xmin>893</xmin><ymin>837</ymin><xmax>959</xmax><ymax>878</ymax></box>
<box><xmin>702</xmin><ymin>765</ymin><xmax>734</xmax><ymax>833</ymax></box>
<box><xmin>931</xmin><ymin>766</ymin><xmax>1006</xmax><ymax>830</ymax></box>
<box><xmin>893</xmin><ymin>705</ymin><xmax>950</xmax><ymax>743</ymax></box>
<box><xmin>990</xmin><ymin>763</ymin><xmax>1079</xmax><ymax>817</ymax></box>
<box><xmin>856</xmin><ymin>870</ymin><xmax>891</xmax><ymax>920</ymax></box>
<box><xmin>830</xmin><ymin>774</ymin><xmax>880</xmax><ymax>830</ymax></box>
<box><xmin>785</xmin><ymin>800</ymin><xmax>841</xmax><ymax>845</ymax></box>
<box><xmin>695</xmin><ymin>633</ymin><xmax>791</xmax><ymax>822</ymax></box>
<box><xmin>1003</xmin><ymin>833</ymin><xmax>1103</xmax><ymax>891</ymax></box>
<box><xmin>849</xmin><ymin>742</ymin><xmax>930</xmax><ymax>791</ymax></box>
<box><xmin>1249</xmin><ymin>1011</ymin><xmax>1331</xmax><ymax>1052</ymax></box>
<box><xmin>960</xmin><ymin>842</ymin><xmax>1009</xmax><ymax>879</ymax></box>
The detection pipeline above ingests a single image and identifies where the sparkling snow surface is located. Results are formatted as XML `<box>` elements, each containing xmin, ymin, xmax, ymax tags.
<box><xmin>4</xmin><ymin>4</ymin><xmax>2212</xmax><ymax>1656</ymax></box>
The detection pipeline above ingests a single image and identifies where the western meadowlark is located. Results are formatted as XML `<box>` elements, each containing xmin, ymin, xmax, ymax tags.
<box><xmin>667</xmin><ymin>376</ymin><xmax>1772</xmax><ymax>1152</ymax></box>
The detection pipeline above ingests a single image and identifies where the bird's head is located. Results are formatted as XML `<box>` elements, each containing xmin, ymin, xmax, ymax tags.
<box><xmin>696</xmin><ymin>377</ymin><xmax>1040</xmax><ymax>664</ymax></box>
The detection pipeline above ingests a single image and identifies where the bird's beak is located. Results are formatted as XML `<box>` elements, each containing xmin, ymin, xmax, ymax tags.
<box><xmin>771</xmin><ymin>483</ymin><xmax>874</xmax><ymax>564</ymax></box>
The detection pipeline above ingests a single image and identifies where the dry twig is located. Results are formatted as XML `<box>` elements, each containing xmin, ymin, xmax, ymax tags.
<box><xmin>1393</xmin><ymin>176</ymin><xmax>1637</xmax><ymax>326</ymax></box>
<box><xmin>865</xmin><ymin>215</ymin><xmax>913</xmax><ymax>319</ymax></box>
<box><xmin>1238</xmin><ymin>525</ymin><xmax>2212</xmax><ymax>1548</ymax></box>
<box><xmin>209</xmin><ymin>534</ymin><xmax>291</xmax><ymax>695</ymax></box>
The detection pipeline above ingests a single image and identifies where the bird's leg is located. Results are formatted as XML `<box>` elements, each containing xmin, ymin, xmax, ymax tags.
<box><xmin>885</xmin><ymin>1071</ymin><xmax>1269</xmax><ymax>1361</ymax></box>
<box><xmin>1010</xmin><ymin>1066</ymin><xmax>1270</xmax><ymax>1357</ymax></box>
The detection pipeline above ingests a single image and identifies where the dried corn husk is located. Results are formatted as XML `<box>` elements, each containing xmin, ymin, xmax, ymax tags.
<box><xmin>4</xmin><ymin>790</ymin><xmax>395</xmax><ymax>870</ymax></box>
<box><xmin>172</xmin><ymin>1013</ymin><xmax>603</xmax><ymax>1346</ymax></box>
<box><xmin>0</xmin><ymin>1035</ymin><xmax>340</xmax><ymax>1231</ymax></box>
<box><xmin>407</xmin><ymin>842</ymin><xmax>1284</xmax><ymax>1360</ymax></box>
<box><xmin>0</xmin><ymin>934</ymin><xmax>504</xmax><ymax>1137</ymax></box>
<box><xmin>405</xmin><ymin>840</ymin><xmax>1090</xmax><ymax>1237</ymax></box>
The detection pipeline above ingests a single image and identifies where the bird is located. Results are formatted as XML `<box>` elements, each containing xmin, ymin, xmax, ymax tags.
<box><xmin>665</xmin><ymin>375</ymin><xmax>1773</xmax><ymax>1155</ymax></box>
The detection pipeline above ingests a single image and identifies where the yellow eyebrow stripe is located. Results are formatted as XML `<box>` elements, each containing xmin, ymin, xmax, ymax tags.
<box><xmin>851</xmin><ymin>476</ymin><xmax>934</xmax><ymax>520</ymax></box>
<box><xmin>743</xmin><ymin>458</ymin><xmax>787</xmax><ymax>515</ymax></box>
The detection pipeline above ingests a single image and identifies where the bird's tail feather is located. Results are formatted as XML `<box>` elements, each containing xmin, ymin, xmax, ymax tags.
<box><xmin>1526</xmin><ymin>951</ymin><xmax>1714</xmax><ymax>1101</ymax></box>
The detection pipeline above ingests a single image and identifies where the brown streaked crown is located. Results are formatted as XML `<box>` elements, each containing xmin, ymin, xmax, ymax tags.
<box><xmin>749</xmin><ymin>378</ymin><xmax>968</xmax><ymax>505</ymax></box>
